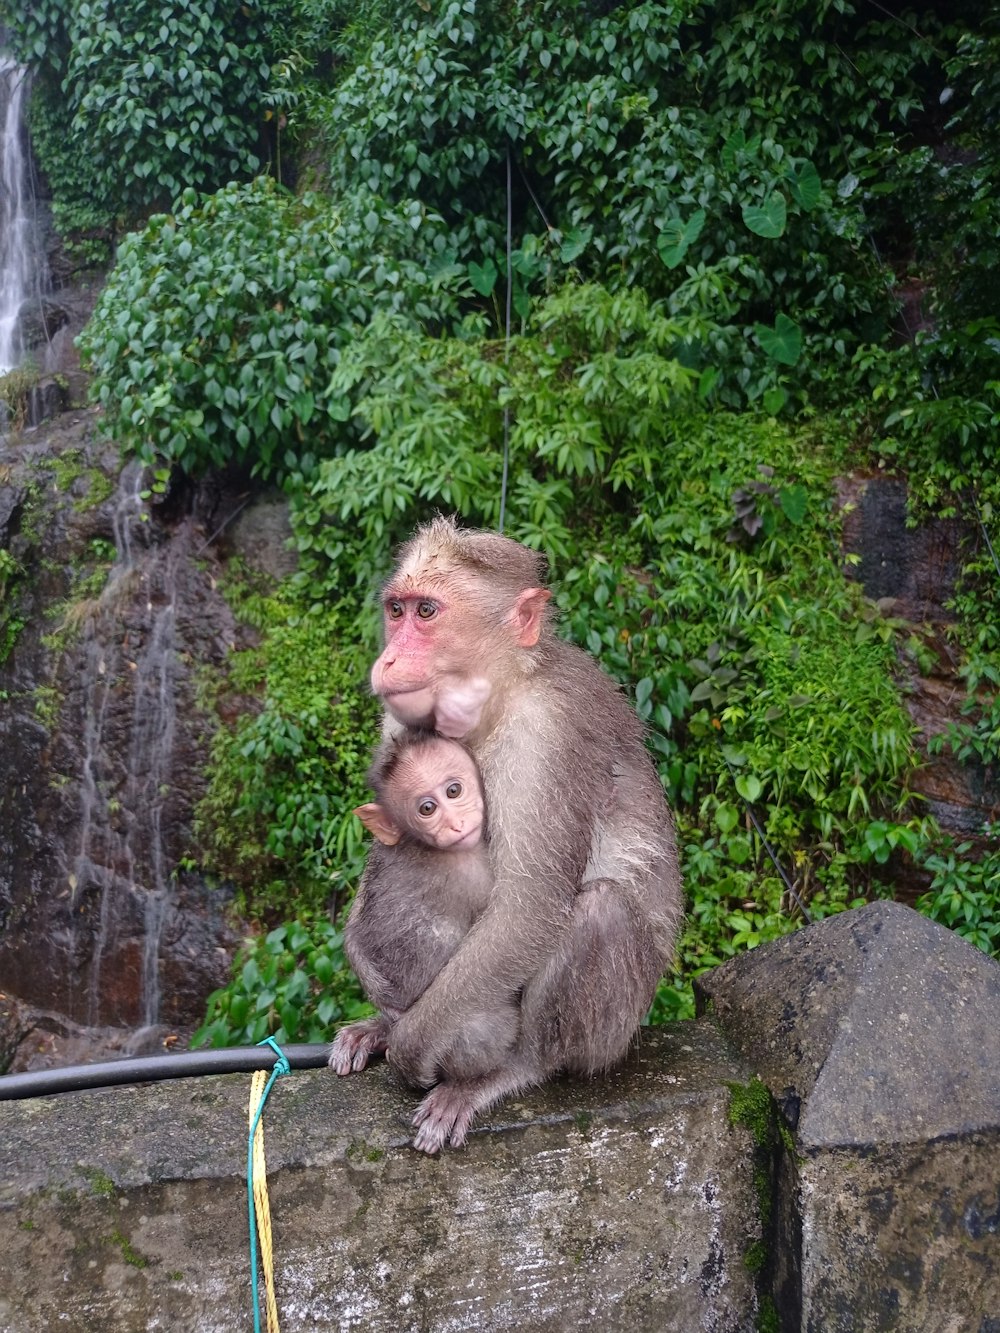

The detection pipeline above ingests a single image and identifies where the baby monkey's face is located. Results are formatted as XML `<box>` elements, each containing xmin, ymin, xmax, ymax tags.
<box><xmin>393</xmin><ymin>742</ymin><xmax>485</xmax><ymax>851</ymax></box>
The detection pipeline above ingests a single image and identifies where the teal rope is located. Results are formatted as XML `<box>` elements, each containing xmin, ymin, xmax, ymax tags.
<box><xmin>247</xmin><ymin>1036</ymin><xmax>292</xmax><ymax>1333</ymax></box>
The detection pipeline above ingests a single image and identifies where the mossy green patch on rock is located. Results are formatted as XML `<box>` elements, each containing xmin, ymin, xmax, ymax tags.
<box><xmin>81</xmin><ymin>1168</ymin><xmax>116</xmax><ymax>1200</ymax></box>
<box><xmin>107</xmin><ymin>1228</ymin><xmax>150</xmax><ymax>1269</ymax></box>
<box><xmin>727</xmin><ymin>1076</ymin><xmax>774</xmax><ymax>1147</ymax></box>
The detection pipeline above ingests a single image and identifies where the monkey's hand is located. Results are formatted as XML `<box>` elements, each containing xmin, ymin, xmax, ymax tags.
<box><xmin>328</xmin><ymin>1015</ymin><xmax>392</xmax><ymax>1075</ymax></box>
<box><xmin>412</xmin><ymin>1083</ymin><xmax>479</xmax><ymax>1154</ymax></box>
<box><xmin>387</xmin><ymin>1001</ymin><xmax>517</xmax><ymax>1088</ymax></box>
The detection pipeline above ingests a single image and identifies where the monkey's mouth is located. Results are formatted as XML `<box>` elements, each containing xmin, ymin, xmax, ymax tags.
<box><xmin>444</xmin><ymin>828</ymin><xmax>480</xmax><ymax>850</ymax></box>
<box><xmin>379</xmin><ymin>683</ymin><xmax>431</xmax><ymax>702</ymax></box>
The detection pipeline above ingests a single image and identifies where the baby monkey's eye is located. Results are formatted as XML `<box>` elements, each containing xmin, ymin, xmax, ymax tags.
<box><xmin>387</xmin><ymin>599</ymin><xmax>404</xmax><ymax>620</ymax></box>
<box><xmin>416</xmin><ymin>600</ymin><xmax>437</xmax><ymax>620</ymax></box>
<box><xmin>445</xmin><ymin>781</ymin><xmax>463</xmax><ymax>799</ymax></box>
<box><xmin>417</xmin><ymin>798</ymin><xmax>437</xmax><ymax>817</ymax></box>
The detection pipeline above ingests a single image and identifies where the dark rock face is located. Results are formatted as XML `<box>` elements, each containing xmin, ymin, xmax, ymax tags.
<box><xmin>837</xmin><ymin>473</ymin><xmax>999</xmax><ymax>846</ymax></box>
<box><xmin>0</xmin><ymin>411</ymin><xmax>251</xmax><ymax>1062</ymax></box>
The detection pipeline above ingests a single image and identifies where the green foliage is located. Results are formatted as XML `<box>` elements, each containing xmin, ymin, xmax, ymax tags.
<box><xmin>0</xmin><ymin>546</ymin><xmax>26</xmax><ymax>664</ymax></box>
<box><xmin>293</xmin><ymin>282</ymin><xmax>697</xmax><ymax>581</ymax></box>
<box><xmin>191</xmin><ymin>917</ymin><xmax>372</xmax><ymax>1048</ymax></box>
<box><xmin>79</xmin><ymin>178</ymin><xmax>463</xmax><ymax>478</ymax></box>
<box><xmin>67</xmin><ymin>0</ymin><xmax>278</xmax><ymax>213</ymax></box>
<box><xmin>318</xmin><ymin>0</ymin><xmax>900</xmax><ymax>410</ymax></box>
<box><xmin>5</xmin><ymin>0</ymin><xmax>290</xmax><ymax>247</ymax></box>
<box><xmin>195</xmin><ymin>583</ymin><xmax>380</xmax><ymax>918</ymax></box>
<box><xmin>916</xmin><ymin>839</ymin><xmax>1000</xmax><ymax>960</ymax></box>
<box><xmin>0</xmin><ymin>364</ymin><xmax>40</xmax><ymax>430</ymax></box>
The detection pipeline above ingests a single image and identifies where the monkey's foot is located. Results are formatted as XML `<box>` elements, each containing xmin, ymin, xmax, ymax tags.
<box><xmin>328</xmin><ymin>1017</ymin><xmax>390</xmax><ymax>1075</ymax></box>
<box><xmin>412</xmin><ymin>1082</ymin><xmax>479</xmax><ymax>1153</ymax></box>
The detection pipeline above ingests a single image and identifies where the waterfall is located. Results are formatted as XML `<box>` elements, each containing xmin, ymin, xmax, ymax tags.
<box><xmin>0</xmin><ymin>55</ymin><xmax>32</xmax><ymax>373</ymax></box>
<box><xmin>72</xmin><ymin>464</ymin><xmax>184</xmax><ymax>1039</ymax></box>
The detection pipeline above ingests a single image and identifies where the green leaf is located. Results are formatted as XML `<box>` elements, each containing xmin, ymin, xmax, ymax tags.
<box><xmin>779</xmin><ymin>485</ymin><xmax>808</xmax><ymax>524</ymax></box>
<box><xmin>468</xmin><ymin>257</ymin><xmax>498</xmax><ymax>296</ymax></box>
<box><xmin>715</xmin><ymin>802</ymin><xmax>739</xmax><ymax>834</ymax></box>
<box><xmin>787</xmin><ymin>159</ymin><xmax>821</xmax><ymax>211</ymax></box>
<box><xmin>735</xmin><ymin>774</ymin><xmax>763</xmax><ymax>803</ymax></box>
<box><xmin>559</xmin><ymin>224</ymin><xmax>593</xmax><ymax>263</ymax></box>
<box><xmin>741</xmin><ymin>193</ymin><xmax>787</xmax><ymax>239</ymax></box>
<box><xmin>656</xmin><ymin>210</ymin><xmax>706</xmax><ymax>269</ymax></box>
<box><xmin>754</xmin><ymin>314</ymin><xmax>802</xmax><ymax>366</ymax></box>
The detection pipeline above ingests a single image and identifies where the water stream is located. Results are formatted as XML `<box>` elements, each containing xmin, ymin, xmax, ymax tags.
<box><xmin>72</xmin><ymin>465</ymin><xmax>183</xmax><ymax>1038</ymax></box>
<box><xmin>0</xmin><ymin>54</ymin><xmax>33</xmax><ymax>372</ymax></box>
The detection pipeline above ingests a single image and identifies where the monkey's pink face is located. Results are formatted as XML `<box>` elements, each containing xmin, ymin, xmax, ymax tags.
<box><xmin>371</xmin><ymin>587</ymin><xmax>492</xmax><ymax>737</ymax></box>
<box><xmin>371</xmin><ymin>572</ymin><xmax>550</xmax><ymax>737</ymax></box>
<box><xmin>398</xmin><ymin>744</ymin><xmax>485</xmax><ymax>851</ymax></box>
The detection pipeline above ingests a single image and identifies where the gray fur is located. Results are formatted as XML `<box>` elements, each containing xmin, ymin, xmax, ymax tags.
<box><xmin>329</xmin><ymin>814</ymin><xmax>519</xmax><ymax>1079</ymax></box>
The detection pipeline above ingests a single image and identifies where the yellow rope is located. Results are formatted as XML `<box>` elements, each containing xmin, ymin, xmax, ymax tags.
<box><xmin>249</xmin><ymin>1068</ymin><xmax>281</xmax><ymax>1333</ymax></box>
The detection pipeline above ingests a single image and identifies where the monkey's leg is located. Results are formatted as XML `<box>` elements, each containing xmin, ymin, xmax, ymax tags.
<box><xmin>522</xmin><ymin>879</ymin><xmax>661</xmax><ymax>1076</ymax></box>
<box><xmin>411</xmin><ymin>1058</ymin><xmax>541</xmax><ymax>1154</ymax></box>
<box><xmin>328</xmin><ymin>1013</ymin><xmax>394</xmax><ymax>1075</ymax></box>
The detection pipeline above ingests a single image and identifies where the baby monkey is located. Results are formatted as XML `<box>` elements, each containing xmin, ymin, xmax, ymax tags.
<box><xmin>329</xmin><ymin>732</ymin><xmax>517</xmax><ymax>1084</ymax></box>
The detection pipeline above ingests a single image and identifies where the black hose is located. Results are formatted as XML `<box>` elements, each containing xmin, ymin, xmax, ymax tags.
<box><xmin>0</xmin><ymin>1043</ymin><xmax>332</xmax><ymax>1102</ymax></box>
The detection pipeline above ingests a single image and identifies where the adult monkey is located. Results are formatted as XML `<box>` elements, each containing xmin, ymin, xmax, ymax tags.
<box><xmin>345</xmin><ymin>516</ymin><xmax>682</xmax><ymax>1152</ymax></box>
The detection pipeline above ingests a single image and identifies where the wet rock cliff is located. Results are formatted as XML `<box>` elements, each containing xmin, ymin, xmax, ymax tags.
<box><xmin>0</xmin><ymin>409</ymin><xmax>265</xmax><ymax>1067</ymax></box>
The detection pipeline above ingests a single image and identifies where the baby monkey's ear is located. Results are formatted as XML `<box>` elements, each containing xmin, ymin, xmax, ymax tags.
<box><xmin>354</xmin><ymin>803</ymin><xmax>401</xmax><ymax>846</ymax></box>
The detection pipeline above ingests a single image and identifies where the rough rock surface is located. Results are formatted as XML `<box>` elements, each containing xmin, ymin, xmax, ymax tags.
<box><xmin>0</xmin><ymin>1025</ymin><xmax>764</xmax><ymax>1333</ymax></box>
<box><xmin>0</xmin><ymin>411</ymin><xmax>285</xmax><ymax>1063</ymax></box>
<box><xmin>837</xmin><ymin>473</ymin><xmax>999</xmax><ymax>848</ymax></box>
<box><xmin>699</xmin><ymin>901</ymin><xmax>1000</xmax><ymax>1331</ymax></box>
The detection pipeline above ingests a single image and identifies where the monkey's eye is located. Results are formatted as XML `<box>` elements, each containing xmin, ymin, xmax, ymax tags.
<box><xmin>417</xmin><ymin>798</ymin><xmax>437</xmax><ymax>818</ymax></box>
<box><xmin>387</xmin><ymin>599</ymin><xmax>404</xmax><ymax>620</ymax></box>
<box><xmin>416</xmin><ymin>600</ymin><xmax>438</xmax><ymax>620</ymax></box>
<box><xmin>445</xmin><ymin>781</ymin><xmax>463</xmax><ymax>800</ymax></box>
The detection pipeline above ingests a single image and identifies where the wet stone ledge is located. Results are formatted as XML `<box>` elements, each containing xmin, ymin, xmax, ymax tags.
<box><xmin>3</xmin><ymin>901</ymin><xmax>997</xmax><ymax>1331</ymax></box>
<box><xmin>0</xmin><ymin>1025</ymin><xmax>762</xmax><ymax>1333</ymax></box>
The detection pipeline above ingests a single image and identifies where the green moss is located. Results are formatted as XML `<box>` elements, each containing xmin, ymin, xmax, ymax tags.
<box><xmin>728</xmin><ymin>1078</ymin><xmax>782</xmax><ymax>1321</ymax></box>
<box><xmin>727</xmin><ymin>1077</ymin><xmax>774</xmax><ymax>1148</ymax></box>
<box><xmin>107</xmin><ymin>1228</ymin><xmax>149</xmax><ymax>1269</ymax></box>
<box><xmin>753</xmin><ymin>1164</ymin><xmax>773</xmax><ymax>1228</ymax></box>
<box><xmin>82</xmin><ymin>1168</ymin><xmax>116</xmax><ymax>1199</ymax></box>
<box><xmin>47</xmin><ymin>446</ymin><xmax>115</xmax><ymax>513</ymax></box>
<box><xmin>757</xmin><ymin>1294</ymin><xmax>780</xmax><ymax>1333</ymax></box>
<box><xmin>33</xmin><ymin>684</ymin><xmax>62</xmax><ymax>731</ymax></box>
<box><xmin>744</xmin><ymin>1239</ymin><xmax>768</xmax><ymax>1275</ymax></box>
<box><xmin>346</xmin><ymin>1138</ymin><xmax>384</xmax><ymax>1163</ymax></box>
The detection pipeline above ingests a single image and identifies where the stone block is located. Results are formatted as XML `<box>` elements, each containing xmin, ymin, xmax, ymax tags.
<box><xmin>0</xmin><ymin>1025</ymin><xmax>763</xmax><ymax>1332</ymax></box>
<box><xmin>698</xmin><ymin>900</ymin><xmax>1000</xmax><ymax>1331</ymax></box>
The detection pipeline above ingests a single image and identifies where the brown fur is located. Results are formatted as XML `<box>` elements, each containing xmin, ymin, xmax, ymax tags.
<box><xmin>331</xmin><ymin>518</ymin><xmax>683</xmax><ymax>1151</ymax></box>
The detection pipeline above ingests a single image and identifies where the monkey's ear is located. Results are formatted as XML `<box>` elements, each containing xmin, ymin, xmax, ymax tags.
<box><xmin>353</xmin><ymin>803</ymin><xmax>401</xmax><ymax>846</ymax></box>
<box><xmin>510</xmin><ymin>587</ymin><xmax>552</xmax><ymax>647</ymax></box>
